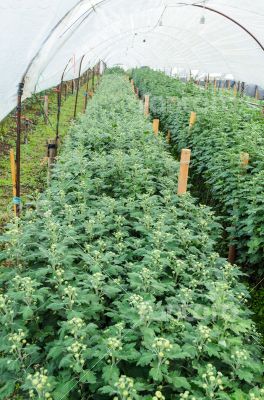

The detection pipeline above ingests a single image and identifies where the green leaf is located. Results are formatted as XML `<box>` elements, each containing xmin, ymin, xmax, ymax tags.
<box><xmin>0</xmin><ymin>381</ymin><xmax>16</xmax><ymax>400</ymax></box>
<box><xmin>182</xmin><ymin>344</ymin><xmax>197</xmax><ymax>358</ymax></box>
<box><xmin>99</xmin><ymin>385</ymin><xmax>115</xmax><ymax>395</ymax></box>
<box><xmin>206</xmin><ymin>343</ymin><xmax>220</xmax><ymax>357</ymax></box>
<box><xmin>168</xmin><ymin>374</ymin><xmax>190</xmax><ymax>390</ymax></box>
<box><xmin>137</xmin><ymin>353</ymin><xmax>154</xmax><ymax>366</ymax></box>
<box><xmin>236</xmin><ymin>370</ymin><xmax>254</xmax><ymax>383</ymax></box>
<box><xmin>48</xmin><ymin>302</ymin><xmax>64</xmax><ymax>311</ymax></box>
<box><xmin>59</xmin><ymin>354</ymin><xmax>72</xmax><ymax>369</ymax></box>
<box><xmin>22</xmin><ymin>306</ymin><xmax>34</xmax><ymax>319</ymax></box>
<box><xmin>53</xmin><ymin>380</ymin><xmax>75</xmax><ymax>400</ymax></box>
<box><xmin>104</xmin><ymin>285</ymin><xmax>120</xmax><ymax>298</ymax></box>
<box><xmin>102</xmin><ymin>365</ymin><xmax>119</xmax><ymax>383</ymax></box>
<box><xmin>47</xmin><ymin>346</ymin><xmax>64</xmax><ymax>360</ymax></box>
<box><xmin>149</xmin><ymin>366</ymin><xmax>163</xmax><ymax>381</ymax></box>
<box><xmin>80</xmin><ymin>370</ymin><xmax>96</xmax><ymax>384</ymax></box>
<box><xmin>231</xmin><ymin>389</ymin><xmax>247</xmax><ymax>400</ymax></box>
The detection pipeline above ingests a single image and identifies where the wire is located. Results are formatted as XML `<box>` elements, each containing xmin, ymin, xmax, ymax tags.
<box><xmin>59</xmin><ymin>0</ymin><xmax>109</xmax><ymax>39</ymax></box>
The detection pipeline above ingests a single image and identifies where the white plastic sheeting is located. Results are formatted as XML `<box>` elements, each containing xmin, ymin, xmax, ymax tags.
<box><xmin>0</xmin><ymin>0</ymin><xmax>264</xmax><ymax>121</ymax></box>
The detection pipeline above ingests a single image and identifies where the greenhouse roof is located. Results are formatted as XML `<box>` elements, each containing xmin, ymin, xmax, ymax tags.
<box><xmin>1</xmin><ymin>0</ymin><xmax>264</xmax><ymax>120</ymax></box>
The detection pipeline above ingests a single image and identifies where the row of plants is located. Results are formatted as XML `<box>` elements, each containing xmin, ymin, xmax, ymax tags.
<box><xmin>0</xmin><ymin>72</ymin><xmax>263</xmax><ymax>399</ymax></box>
<box><xmin>132</xmin><ymin>68</ymin><xmax>264</xmax><ymax>275</ymax></box>
<box><xmin>0</xmin><ymin>77</ymin><xmax>95</xmax><ymax>226</ymax></box>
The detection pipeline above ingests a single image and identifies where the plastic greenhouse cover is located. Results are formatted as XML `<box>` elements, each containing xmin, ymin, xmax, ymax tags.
<box><xmin>0</xmin><ymin>0</ymin><xmax>264</xmax><ymax>121</ymax></box>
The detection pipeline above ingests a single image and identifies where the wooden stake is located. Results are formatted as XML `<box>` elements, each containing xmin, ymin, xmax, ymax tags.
<box><xmin>214</xmin><ymin>79</ymin><xmax>217</xmax><ymax>93</ymax></box>
<box><xmin>153</xmin><ymin>119</ymin><xmax>159</xmax><ymax>136</ymax></box>
<box><xmin>228</xmin><ymin>80</ymin><xmax>231</xmax><ymax>90</ymax></box>
<box><xmin>166</xmin><ymin>130</ymin><xmax>171</xmax><ymax>143</ymax></box>
<box><xmin>135</xmin><ymin>87</ymin><xmax>139</xmax><ymax>97</ymax></box>
<box><xmin>255</xmin><ymin>88</ymin><xmax>259</xmax><ymax>100</ymax></box>
<box><xmin>10</xmin><ymin>149</ymin><xmax>17</xmax><ymax>216</ymax></box>
<box><xmin>144</xmin><ymin>95</ymin><xmax>150</xmax><ymax>116</ymax></box>
<box><xmin>228</xmin><ymin>245</ymin><xmax>236</xmax><ymax>264</ymax></box>
<box><xmin>177</xmin><ymin>149</ymin><xmax>191</xmax><ymax>195</ymax></box>
<box><xmin>240</xmin><ymin>152</ymin><xmax>249</xmax><ymax>168</ymax></box>
<box><xmin>189</xmin><ymin>111</ymin><xmax>197</xmax><ymax>128</ymax></box>
<box><xmin>234</xmin><ymin>84</ymin><xmax>237</xmax><ymax>97</ymax></box>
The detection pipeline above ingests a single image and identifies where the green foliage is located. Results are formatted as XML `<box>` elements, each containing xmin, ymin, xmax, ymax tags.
<box><xmin>132</xmin><ymin>68</ymin><xmax>264</xmax><ymax>275</ymax></box>
<box><xmin>0</xmin><ymin>73</ymin><xmax>263</xmax><ymax>399</ymax></box>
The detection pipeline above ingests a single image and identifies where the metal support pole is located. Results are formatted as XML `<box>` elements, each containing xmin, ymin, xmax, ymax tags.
<box><xmin>56</xmin><ymin>58</ymin><xmax>72</xmax><ymax>142</ymax></box>
<box><xmin>55</xmin><ymin>84</ymin><xmax>61</xmax><ymax>142</ymax></box>
<box><xmin>15</xmin><ymin>82</ymin><xmax>24</xmax><ymax>216</ymax></box>
<box><xmin>84</xmin><ymin>69</ymin><xmax>90</xmax><ymax>111</ymax></box>
<box><xmin>10</xmin><ymin>149</ymin><xmax>17</xmax><ymax>217</ymax></box>
<box><xmin>74</xmin><ymin>55</ymin><xmax>85</xmax><ymax>119</ymax></box>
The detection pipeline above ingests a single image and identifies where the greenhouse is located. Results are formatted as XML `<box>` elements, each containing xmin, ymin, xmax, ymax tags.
<box><xmin>0</xmin><ymin>1</ymin><xmax>264</xmax><ymax>400</ymax></box>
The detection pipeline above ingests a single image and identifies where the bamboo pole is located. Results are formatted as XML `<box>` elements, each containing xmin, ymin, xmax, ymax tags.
<box><xmin>214</xmin><ymin>79</ymin><xmax>217</xmax><ymax>94</ymax></box>
<box><xmin>240</xmin><ymin>152</ymin><xmax>249</xmax><ymax>168</ymax></box>
<box><xmin>177</xmin><ymin>149</ymin><xmax>191</xmax><ymax>195</ymax></box>
<box><xmin>144</xmin><ymin>95</ymin><xmax>150</xmax><ymax>116</ymax></box>
<box><xmin>189</xmin><ymin>111</ymin><xmax>197</xmax><ymax>128</ymax></box>
<box><xmin>153</xmin><ymin>119</ymin><xmax>159</xmax><ymax>136</ymax></box>
<box><xmin>10</xmin><ymin>149</ymin><xmax>17</xmax><ymax>216</ymax></box>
